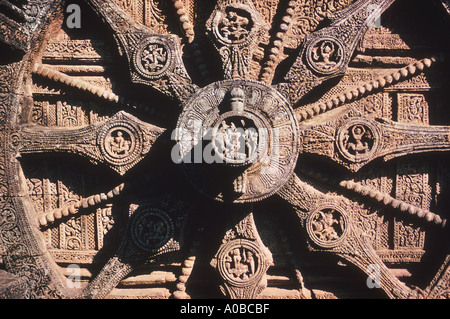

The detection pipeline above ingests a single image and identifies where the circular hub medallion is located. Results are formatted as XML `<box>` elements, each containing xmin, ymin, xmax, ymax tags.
<box><xmin>174</xmin><ymin>80</ymin><xmax>299</xmax><ymax>203</ymax></box>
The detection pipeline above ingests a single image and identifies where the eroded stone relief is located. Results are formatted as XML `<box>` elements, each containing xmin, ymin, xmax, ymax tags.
<box><xmin>0</xmin><ymin>0</ymin><xmax>449</xmax><ymax>300</ymax></box>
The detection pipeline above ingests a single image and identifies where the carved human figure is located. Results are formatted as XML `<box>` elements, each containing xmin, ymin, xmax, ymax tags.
<box><xmin>342</xmin><ymin>125</ymin><xmax>373</xmax><ymax>156</ymax></box>
<box><xmin>217</xmin><ymin>119</ymin><xmax>260</xmax><ymax>163</ymax></box>
<box><xmin>219</xmin><ymin>8</ymin><xmax>252</xmax><ymax>42</ymax></box>
<box><xmin>108</xmin><ymin>131</ymin><xmax>131</xmax><ymax>156</ymax></box>
<box><xmin>245</xmin><ymin>250</ymin><xmax>255</xmax><ymax>276</ymax></box>
<box><xmin>225</xmin><ymin>247</ymin><xmax>257</xmax><ymax>281</ymax></box>
<box><xmin>136</xmin><ymin>214</ymin><xmax>167</xmax><ymax>248</ymax></box>
<box><xmin>230</xmin><ymin>122</ymin><xmax>244</xmax><ymax>160</ymax></box>
<box><xmin>311</xmin><ymin>40</ymin><xmax>341</xmax><ymax>72</ymax></box>
<box><xmin>141</xmin><ymin>43</ymin><xmax>167</xmax><ymax>72</ymax></box>
<box><xmin>244</xmin><ymin>128</ymin><xmax>258</xmax><ymax>159</ymax></box>
<box><xmin>213</xmin><ymin>88</ymin><xmax>260</xmax><ymax>163</ymax></box>
<box><xmin>311</xmin><ymin>209</ymin><xmax>342</xmax><ymax>242</ymax></box>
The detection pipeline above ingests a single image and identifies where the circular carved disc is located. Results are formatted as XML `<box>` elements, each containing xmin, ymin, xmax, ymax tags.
<box><xmin>130</xmin><ymin>208</ymin><xmax>174</xmax><ymax>253</ymax></box>
<box><xmin>335</xmin><ymin>117</ymin><xmax>381</xmax><ymax>163</ymax></box>
<box><xmin>216</xmin><ymin>239</ymin><xmax>266</xmax><ymax>288</ymax></box>
<box><xmin>97</xmin><ymin>121</ymin><xmax>143</xmax><ymax>167</ymax></box>
<box><xmin>174</xmin><ymin>79</ymin><xmax>299</xmax><ymax>203</ymax></box>
<box><xmin>306</xmin><ymin>205</ymin><xmax>349</xmax><ymax>249</ymax></box>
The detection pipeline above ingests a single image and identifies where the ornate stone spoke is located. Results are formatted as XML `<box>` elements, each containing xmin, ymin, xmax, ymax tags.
<box><xmin>37</xmin><ymin>183</ymin><xmax>125</xmax><ymax>228</ymax></box>
<box><xmin>300</xmin><ymin>115</ymin><xmax>450</xmax><ymax>172</ymax></box>
<box><xmin>86</xmin><ymin>0</ymin><xmax>197</xmax><ymax>103</ymax></box>
<box><xmin>206</xmin><ymin>0</ymin><xmax>268</xmax><ymax>79</ymax></box>
<box><xmin>32</xmin><ymin>63</ymin><xmax>151</xmax><ymax>113</ymax></box>
<box><xmin>375</xmin><ymin>118</ymin><xmax>450</xmax><ymax>160</ymax></box>
<box><xmin>277</xmin><ymin>173</ymin><xmax>326</xmax><ymax>214</ymax></box>
<box><xmin>83</xmin><ymin>196</ymin><xmax>190</xmax><ymax>299</ymax></box>
<box><xmin>16</xmin><ymin>111</ymin><xmax>165</xmax><ymax>175</ymax></box>
<box><xmin>210</xmin><ymin>205</ymin><xmax>273</xmax><ymax>299</ymax></box>
<box><xmin>282</xmin><ymin>0</ymin><xmax>396</xmax><ymax>106</ymax></box>
<box><xmin>277</xmin><ymin>173</ymin><xmax>416</xmax><ymax>299</ymax></box>
<box><xmin>339</xmin><ymin>179</ymin><xmax>447</xmax><ymax>228</ymax></box>
<box><xmin>294</xmin><ymin>56</ymin><xmax>441</xmax><ymax>123</ymax></box>
<box><xmin>335</xmin><ymin>235</ymin><xmax>418</xmax><ymax>299</ymax></box>
<box><xmin>298</xmin><ymin>166</ymin><xmax>447</xmax><ymax>228</ymax></box>
<box><xmin>426</xmin><ymin>254</ymin><xmax>450</xmax><ymax>299</ymax></box>
<box><xmin>81</xmin><ymin>256</ymin><xmax>134</xmax><ymax>299</ymax></box>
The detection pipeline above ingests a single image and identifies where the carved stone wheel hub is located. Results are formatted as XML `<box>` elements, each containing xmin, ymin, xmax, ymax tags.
<box><xmin>175</xmin><ymin>79</ymin><xmax>299</xmax><ymax>203</ymax></box>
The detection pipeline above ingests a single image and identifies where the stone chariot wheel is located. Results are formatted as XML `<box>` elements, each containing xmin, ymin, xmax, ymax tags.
<box><xmin>0</xmin><ymin>0</ymin><xmax>449</xmax><ymax>299</ymax></box>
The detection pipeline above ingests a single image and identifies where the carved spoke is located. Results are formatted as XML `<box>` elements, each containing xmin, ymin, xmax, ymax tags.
<box><xmin>37</xmin><ymin>183</ymin><xmax>125</xmax><ymax>228</ymax></box>
<box><xmin>83</xmin><ymin>194</ymin><xmax>191</xmax><ymax>298</ymax></box>
<box><xmin>339</xmin><ymin>179</ymin><xmax>447</xmax><ymax>228</ymax></box>
<box><xmin>298</xmin><ymin>167</ymin><xmax>447</xmax><ymax>228</ymax></box>
<box><xmin>16</xmin><ymin>111</ymin><xmax>165</xmax><ymax>175</ymax></box>
<box><xmin>32</xmin><ymin>63</ymin><xmax>153</xmax><ymax>113</ymax></box>
<box><xmin>294</xmin><ymin>56</ymin><xmax>442</xmax><ymax>123</ymax></box>
<box><xmin>281</xmin><ymin>0</ymin><xmax>396</xmax><ymax>106</ymax></box>
<box><xmin>206</xmin><ymin>0</ymin><xmax>268</xmax><ymax>80</ymax></box>
<box><xmin>277</xmin><ymin>173</ymin><xmax>418</xmax><ymax>298</ymax></box>
<box><xmin>86</xmin><ymin>0</ymin><xmax>197</xmax><ymax>103</ymax></box>
<box><xmin>209</xmin><ymin>204</ymin><xmax>273</xmax><ymax>299</ymax></box>
<box><xmin>300</xmin><ymin>115</ymin><xmax>450</xmax><ymax>172</ymax></box>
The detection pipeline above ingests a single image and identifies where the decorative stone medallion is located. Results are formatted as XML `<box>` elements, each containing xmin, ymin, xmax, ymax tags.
<box><xmin>306</xmin><ymin>205</ymin><xmax>349</xmax><ymax>249</ymax></box>
<box><xmin>133</xmin><ymin>36</ymin><xmax>173</xmax><ymax>80</ymax></box>
<box><xmin>130</xmin><ymin>208</ymin><xmax>174</xmax><ymax>253</ymax></box>
<box><xmin>174</xmin><ymin>79</ymin><xmax>299</xmax><ymax>203</ymax></box>
<box><xmin>206</xmin><ymin>1</ymin><xmax>267</xmax><ymax>79</ymax></box>
<box><xmin>216</xmin><ymin>239</ymin><xmax>267</xmax><ymax>288</ymax></box>
<box><xmin>209</xmin><ymin>2</ymin><xmax>259</xmax><ymax>47</ymax></box>
<box><xmin>98</xmin><ymin>120</ymin><xmax>143</xmax><ymax>168</ymax></box>
<box><xmin>306</xmin><ymin>37</ymin><xmax>345</xmax><ymax>75</ymax></box>
<box><xmin>336</xmin><ymin>117</ymin><xmax>381</xmax><ymax>163</ymax></box>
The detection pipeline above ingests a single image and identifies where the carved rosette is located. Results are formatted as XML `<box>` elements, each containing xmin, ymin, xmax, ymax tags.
<box><xmin>97</xmin><ymin>119</ymin><xmax>143</xmax><ymax>172</ymax></box>
<box><xmin>129</xmin><ymin>207</ymin><xmax>175</xmax><ymax>255</ymax></box>
<box><xmin>116</xmin><ymin>198</ymin><xmax>188</xmax><ymax>262</ymax></box>
<box><xmin>306</xmin><ymin>37</ymin><xmax>345</xmax><ymax>76</ymax></box>
<box><xmin>133</xmin><ymin>35</ymin><xmax>174</xmax><ymax>80</ymax></box>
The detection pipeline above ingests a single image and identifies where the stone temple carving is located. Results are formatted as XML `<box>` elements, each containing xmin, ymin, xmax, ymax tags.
<box><xmin>0</xmin><ymin>0</ymin><xmax>449</xmax><ymax>300</ymax></box>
